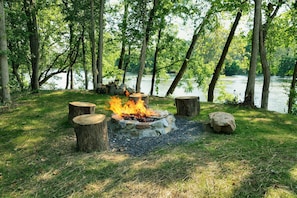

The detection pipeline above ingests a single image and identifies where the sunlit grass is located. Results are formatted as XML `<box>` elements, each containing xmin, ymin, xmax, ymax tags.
<box><xmin>0</xmin><ymin>90</ymin><xmax>297</xmax><ymax>197</ymax></box>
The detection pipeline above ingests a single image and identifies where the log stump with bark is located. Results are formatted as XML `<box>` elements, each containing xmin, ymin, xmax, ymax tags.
<box><xmin>68</xmin><ymin>101</ymin><xmax>96</xmax><ymax>123</ymax></box>
<box><xmin>175</xmin><ymin>96</ymin><xmax>200</xmax><ymax>117</ymax></box>
<box><xmin>129</xmin><ymin>93</ymin><xmax>149</xmax><ymax>107</ymax></box>
<box><xmin>73</xmin><ymin>114</ymin><xmax>109</xmax><ymax>152</ymax></box>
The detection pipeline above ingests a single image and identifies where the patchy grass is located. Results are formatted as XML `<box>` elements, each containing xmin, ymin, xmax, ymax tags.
<box><xmin>0</xmin><ymin>90</ymin><xmax>297</xmax><ymax>197</ymax></box>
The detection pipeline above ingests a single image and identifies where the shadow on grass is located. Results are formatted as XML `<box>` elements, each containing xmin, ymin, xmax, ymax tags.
<box><xmin>1</xmin><ymin>90</ymin><xmax>297</xmax><ymax>197</ymax></box>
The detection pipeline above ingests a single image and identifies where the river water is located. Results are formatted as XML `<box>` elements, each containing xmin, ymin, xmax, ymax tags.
<box><xmin>45</xmin><ymin>73</ymin><xmax>291</xmax><ymax>114</ymax></box>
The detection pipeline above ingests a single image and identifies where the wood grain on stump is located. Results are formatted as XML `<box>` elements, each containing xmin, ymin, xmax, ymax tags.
<box><xmin>175</xmin><ymin>96</ymin><xmax>200</xmax><ymax>117</ymax></box>
<box><xmin>129</xmin><ymin>93</ymin><xmax>149</xmax><ymax>107</ymax></box>
<box><xmin>68</xmin><ymin>101</ymin><xmax>96</xmax><ymax>123</ymax></box>
<box><xmin>73</xmin><ymin>114</ymin><xmax>109</xmax><ymax>152</ymax></box>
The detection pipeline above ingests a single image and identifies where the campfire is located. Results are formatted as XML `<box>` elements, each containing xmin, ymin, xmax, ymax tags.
<box><xmin>108</xmin><ymin>95</ymin><xmax>160</xmax><ymax>122</ymax></box>
<box><xmin>108</xmin><ymin>94</ymin><xmax>177</xmax><ymax>138</ymax></box>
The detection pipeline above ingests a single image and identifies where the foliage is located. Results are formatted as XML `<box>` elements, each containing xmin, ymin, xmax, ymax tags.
<box><xmin>277</xmin><ymin>57</ymin><xmax>296</xmax><ymax>77</ymax></box>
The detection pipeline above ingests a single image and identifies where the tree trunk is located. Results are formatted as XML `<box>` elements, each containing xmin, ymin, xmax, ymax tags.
<box><xmin>260</xmin><ymin>1</ymin><xmax>283</xmax><ymax>109</ymax></box>
<box><xmin>90</xmin><ymin>0</ymin><xmax>98</xmax><ymax>90</ymax></box>
<box><xmin>208</xmin><ymin>11</ymin><xmax>242</xmax><ymax>102</ymax></box>
<box><xmin>73</xmin><ymin>114</ymin><xmax>109</xmax><ymax>152</ymax></box>
<box><xmin>96</xmin><ymin>0</ymin><xmax>105</xmax><ymax>85</ymax></box>
<box><xmin>259</xmin><ymin>14</ymin><xmax>270</xmax><ymax>109</ymax></box>
<box><xmin>122</xmin><ymin>45</ymin><xmax>131</xmax><ymax>84</ymax></box>
<box><xmin>24</xmin><ymin>0</ymin><xmax>40</xmax><ymax>92</ymax></box>
<box><xmin>118</xmin><ymin>1</ymin><xmax>128</xmax><ymax>70</ymax></box>
<box><xmin>136</xmin><ymin>0</ymin><xmax>159</xmax><ymax>93</ymax></box>
<box><xmin>65</xmin><ymin>69</ymin><xmax>70</xmax><ymax>89</ymax></box>
<box><xmin>150</xmin><ymin>28</ymin><xmax>162</xmax><ymax>96</ymax></box>
<box><xmin>0</xmin><ymin>0</ymin><xmax>11</xmax><ymax>103</ymax></box>
<box><xmin>243</xmin><ymin>0</ymin><xmax>261</xmax><ymax>106</ymax></box>
<box><xmin>166</xmin><ymin>8</ymin><xmax>212</xmax><ymax>97</ymax></box>
<box><xmin>288</xmin><ymin>60</ymin><xmax>297</xmax><ymax>114</ymax></box>
<box><xmin>82</xmin><ymin>25</ymin><xmax>88</xmax><ymax>90</ymax></box>
<box><xmin>12</xmin><ymin>64</ymin><xmax>25</xmax><ymax>91</ymax></box>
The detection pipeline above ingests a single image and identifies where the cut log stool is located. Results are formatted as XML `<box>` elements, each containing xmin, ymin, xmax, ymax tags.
<box><xmin>175</xmin><ymin>96</ymin><xmax>200</xmax><ymax>117</ymax></box>
<box><xmin>68</xmin><ymin>101</ymin><xmax>96</xmax><ymax>123</ymax></box>
<box><xmin>129</xmin><ymin>93</ymin><xmax>149</xmax><ymax>107</ymax></box>
<box><xmin>73</xmin><ymin>114</ymin><xmax>109</xmax><ymax>152</ymax></box>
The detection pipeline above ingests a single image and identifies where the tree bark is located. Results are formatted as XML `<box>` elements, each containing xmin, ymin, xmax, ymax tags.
<box><xmin>90</xmin><ymin>0</ymin><xmax>98</xmax><ymax>90</ymax></box>
<box><xmin>166</xmin><ymin>8</ymin><xmax>212</xmax><ymax>96</ymax></box>
<box><xmin>243</xmin><ymin>0</ymin><xmax>261</xmax><ymax>106</ymax></box>
<box><xmin>259</xmin><ymin>14</ymin><xmax>270</xmax><ymax>109</ymax></box>
<box><xmin>122</xmin><ymin>45</ymin><xmax>131</xmax><ymax>84</ymax></box>
<box><xmin>136</xmin><ymin>0</ymin><xmax>159</xmax><ymax>93</ymax></box>
<box><xmin>0</xmin><ymin>0</ymin><xmax>11</xmax><ymax>103</ymax></box>
<box><xmin>260</xmin><ymin>1</ymin><xmax>283</xmax><ymax>109</ymax></box>
<box><xmin>175</xmin><ymin>96</ymin><xmax>200</xmax><ymax>117</ymax></box>
<box><xmin>150</xmin><ymin>28</ymin><xmax>162</xmax><ymax>96</ymax></box>
<box><xmin>207</xmin><ymin>11</ymin><xmax>242</xmax><ymax>102</ymax></box>
<box><xmin>288</xmin><ymin>59</ymin><xmax>297</xmax><ymax>114</ymax></box>
<box><xmin>68</xmin><ymin>101</ymin><xmax>96</xmax><ymax>123</ymax></box>
<box><xmin>24</xmin><ymin>0</ymin><xmax>40</xmax><ymax>92</ymax></box>
<box><xmin>82</xmin><ymin>25</ymin><xmax>88</xmax><ymax>89</ymax></box>
<box><xmin>73</xmin><ymin>114</ymin><xmax>109</xmax><ymax>152</ymax></box>
<box><xmin>118</xmin><ymin>1</ymin><xmax>128</xmax><ymax>70</ymax></box>
<box><xmin>96</xmin><ymin>0</ymin><xmax>105</xmax><ymax>85</ymax></box>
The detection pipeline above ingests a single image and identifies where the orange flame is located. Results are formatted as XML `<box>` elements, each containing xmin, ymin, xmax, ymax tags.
<box><xmin>108</xmin><ymin>96</ymin><xmax>157</xmax><ymax>118</ymax></box>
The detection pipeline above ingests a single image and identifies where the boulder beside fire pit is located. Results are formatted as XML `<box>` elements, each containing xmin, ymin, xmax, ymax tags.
<box><xmin>109</xmin><ymin>110</ymin><xmax>177</xmax><ymax>138</ymax></box>
<box><xmin>208</xmin><ymin>111</ymin><xmax>236</xmax><ymax>133</ymax></box>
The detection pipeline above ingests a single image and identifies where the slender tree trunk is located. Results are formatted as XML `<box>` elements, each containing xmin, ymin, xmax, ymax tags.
<box><xmin>260</xmin><ymin>1</ymin><xmax>283</xmax><ymax>109</ymax></box>
<box><xmin>208</xmin><ymin>11</ymin><xmax>242</xmax><ymax>102</ymax></box>
<box><xmin>12</xmin><ymin>64</ymin><xmax>24</xmax><ymax>91</ymax></box>
<box><xmin>259</xmin><ymin>14</ymin><xmax>270</xmax><ymax>109</ymax></box>
<box><xmin>243</xmin><ymin>0</ymin><xmax>261</xmax><ymax>106</ymax></box>
<box><xmin>24</xmin><ymin>0</ymin><xmax>40</xmax><ymax>92</ymax></box>
<box><xmin>136</xmin><ymin>0</ymin><xmax>159</xmax><ymax>92</ymax></box>
<box><xmin>166</xmin><ymin>8</ymin><xmax>212</xmax><ymax>96</ymax></box>
<box><xmin>150</xmin><ymin>28</ymin><xmax>162</xmax><ymax>96</ymax></box>
<box><xmin>288</xmin><ymin>60</ymin><xmax>297</xmax><ymax>114</ymax></box>
<box><xmin>118</xmin><ymin>1</ymin><xmax>128</xmax><ymax>70</ymax></box>
<box><xmin>122</xmin><ymin>45</ymin><xmax>131</xmax><ymax>85</ymax></box>
<box><xmin>96</xmin><ymin>0</ymin><xmax>105</xmax><ymax>85</ymax></box>
<box><xmin>0</xmin><ymin>0</ymin><xmax>11</xmax><ymax>103</ymax></box>
<box><xmin>65</xmin><ymin>69</ymin><xmax>70</xmax><ymax>89</ymax></box>
<box><xmin>82</xmin><ymin>26</ymin><xmax>88</xmax><ymax>90</ymax></box>
<box><xmin>90</xmin><ymin>0</ymin><xmax>98</xmax><ymax>90</ymax></box>
<box><xmin>69</xmin><ymin>23</ymin><xmax>74</xmax><ymax>89</ymax></box>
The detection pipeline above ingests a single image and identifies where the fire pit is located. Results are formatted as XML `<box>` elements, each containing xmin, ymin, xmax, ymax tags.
<box><xmin>108</xmin><ymin>96</ymin><xmax>177</xmax><ymax>138</ymax></box>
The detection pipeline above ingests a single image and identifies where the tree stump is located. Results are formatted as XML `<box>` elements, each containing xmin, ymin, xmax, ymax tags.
<box><xmin>73</xmin><ymin>114</ymin><xmax>109</xmax><ymax>152</ymax></box>
<box><xmin>175</xmin><ymin>96</ymin><xmax>200</xmax><ymax>117</ymax></box>
<box><xmin>68</xmin><ymin>101</ymin><xmax>96</xmax><ymax>123</ymax></box>
<box><xmin>129</xmin><ymin>93</ymin><xmax>149</xmax><ymax>107</ymax></box>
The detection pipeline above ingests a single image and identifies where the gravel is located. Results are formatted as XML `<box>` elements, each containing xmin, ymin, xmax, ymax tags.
<box><xmin>108</xmin><ymin>117</ymin><xmax>204</xmax><ymax>156</ymax></box>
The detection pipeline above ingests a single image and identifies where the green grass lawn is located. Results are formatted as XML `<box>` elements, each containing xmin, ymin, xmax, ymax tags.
<box><xmin>1</xmin><ymin>90</ymin><xmax>297</xmax><ymax>197</ymax></box>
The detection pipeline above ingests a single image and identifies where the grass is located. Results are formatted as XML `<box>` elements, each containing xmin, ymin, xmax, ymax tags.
<box><xmin>0</xmin><ymin>90</ymin><xmax>297</xmax><ymax>197</ymax></box>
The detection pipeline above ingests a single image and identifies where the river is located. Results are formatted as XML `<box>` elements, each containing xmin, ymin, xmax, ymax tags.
<box><xmin>45</xmin><ymin>73</ymin><xmax>291</xmax><ymax>114</ymax></box>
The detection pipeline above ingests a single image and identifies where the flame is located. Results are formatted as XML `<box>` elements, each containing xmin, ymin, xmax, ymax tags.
<box><xmin>108</xmin><ymin>96</ymin><xmax>158</xmax><ymax>118</ymax></box>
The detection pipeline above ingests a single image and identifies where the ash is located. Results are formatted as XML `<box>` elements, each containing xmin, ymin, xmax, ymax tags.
<box><xmin>108</xmin><ymin>117</ymin><xmax>204</xmax><ymax>156</ymax></box>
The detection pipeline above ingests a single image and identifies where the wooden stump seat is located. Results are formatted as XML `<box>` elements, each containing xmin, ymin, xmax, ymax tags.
<box><xmin>73</xmin><ymin>114</ymin><xmax>109</xmax><ymax>152</ymax></box>
<box><xmin>175</xmin><ymin>96</ymin><xmax>200</xmax><ymax>117</ymax></box>
<box><xmin>129</xmin><ymin>93</ymin><xmax>149</xmax><ymax>107</ymax></box>
<box><xmin>68</xmin><ymin>101</ymin><xmax>96</xmax><ymax>123</ymax></box>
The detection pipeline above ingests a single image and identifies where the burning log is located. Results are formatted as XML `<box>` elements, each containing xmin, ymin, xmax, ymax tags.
<box><xmin>175</xmin><ymin>96</ymin><xmax>200</xmax><ymax>117</ymax></box>
<box><xmin>73</xmin><ymin>114</ymin><xmax>109</xmax><ymax>152</ymax></box>
<box><xmin>68</xmin><ymin>101</ymin><xmax>96</xmax><ymax>123</ymax></box>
